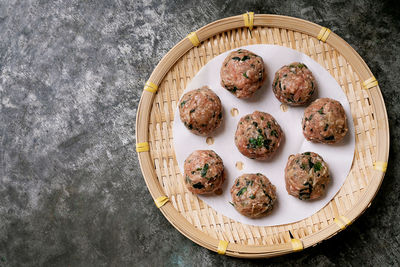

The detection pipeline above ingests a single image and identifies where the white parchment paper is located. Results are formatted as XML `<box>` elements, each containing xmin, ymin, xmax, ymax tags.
<box><xmin>173</xmin><ymin>45</ymin><xmax>355</xmax><ymax>226</ymax></box>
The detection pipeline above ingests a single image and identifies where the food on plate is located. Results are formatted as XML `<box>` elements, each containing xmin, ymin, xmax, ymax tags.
<box><xmin>235</xmin><ymin>111</ymin><xmax>283</xmax><ymax>160</ymax></box>
<box><xmin>230</xmin><ymin>173</ymin><xmax>277</xmax><ymax>218</ymax></box>
<box><xmin>179</xmin><ymin>86</ymin><xmax>223</xmax><ymax>136</ymax></box>
<box><xmin>285</xmin><ymin>152</ymin><xmax>330</xmax><ymax>200</ymax></box>
<box><xmin>272</xmin><ymin>62</ymin><xmax>316</xmax><ymax>105</ymax></box>
<box><xmin>183</xmin><ymin>150</ymin><xmax>225</xmax><ymax>194</ymax></box>
<box><xmin>302</xmin><ymin>98</ymin><xmax>348</xmax><ymax>144</ymax></box>
<box><xmin>220</xmin><ymin>49</ymin><xmax>265</xmax><ymax>99</ymax></box>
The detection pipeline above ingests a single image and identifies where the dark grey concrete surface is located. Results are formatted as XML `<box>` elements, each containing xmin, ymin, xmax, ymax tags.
<box><xmin>0</xmin><ymin>0</ymin><xmax>399</xmax><ymax>266</ymax></box>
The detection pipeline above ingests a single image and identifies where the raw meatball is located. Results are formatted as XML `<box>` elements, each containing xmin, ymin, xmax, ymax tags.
<box><xmin>184</xmin><ymin>150</ymin><xmax>225</xmax><ymax>194</ymax></box>
<box><xmin>230</xmin><ymin>173</ymin><xmax>277</xmax><ymax>218</ymax></box>
<box><xmin>235</xmin><ymin>111</ymin><xmax>283</xmax><ymax>160</ymax></box>
<box><xmin>285</xmin><ymin>152</ymin><xmax>330</xmax><ymax>200</ymax></box>
<box><xmin>272</xmin><ymin>62</ymin><xmax>316</xmax><ymax>105</ymax></box>
<box><xmin>179</xmin><ymin>86</ymin><xmax>223</xmax><ymax>136</ymax></box>
<box><xmin>302</xmin><ymin>98</ymin><xmax>348</xmax><ymax>144</ymax></box>
<box><xmin>220</xmin><ymin>49</ymin><xmax>265</xmax><ymax>99</ymax></box>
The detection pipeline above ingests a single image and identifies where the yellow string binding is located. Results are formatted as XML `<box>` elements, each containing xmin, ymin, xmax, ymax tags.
<box><xmin>317</xmin><ymin>27</ymin><xmax>331</xmax><ymax>42</ymax></box>
<box><xmin>144</xmin><ymin>81</ymin><xmax>158</xmax><ymax>93</ymax></box>
<box><xmin>288</xmin><ymin>231</ymin><xmax>303</xmax><ymax>252</ymax></box>
<box><xmin>217</xmin><ymin>240</ymin><xmax>229</xmax><ymax>255</ymax></box>
<box><xmin>242</xmin><ymin>12</ymin><xmax>254</xmax><ymax>30</ymax></box>
<box><xmin>187</xmin><ymin>32</ymin><xmax>200</xmax><ymax>47</ymax></box>
<box><xmin>373</xmin><ymin>161</ymin><xmax>387</xmax><ymax>172</ymax></box>
<box><xmin>154</xmin><ymin>196</ymin><xmax>169</xmax><ymax>208</ymax></box>
<box><xmin>291</xmin><ymin>239</ymin><xmax>303</xmax><ymax>252</ymax></box>
<box><xmin>136</xmin><ymin>142</ymin><xmax>149</xmax><ymax>152</ymax></box>
<box><xmin>362</xmin><ymin>76</ymin><xmax>378</xmax><ymax>90</ymax></box>
<box><xmin>334</xmin><ymin>216</ymin><xmax>352</xmax><ymax>230</ymax></box>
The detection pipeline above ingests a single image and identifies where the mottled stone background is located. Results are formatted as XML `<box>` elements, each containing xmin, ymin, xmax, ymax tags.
<box><xmin>0</xmin><ymin>0</ymin><xmax>399</xmax><ymax>266</ymax></box>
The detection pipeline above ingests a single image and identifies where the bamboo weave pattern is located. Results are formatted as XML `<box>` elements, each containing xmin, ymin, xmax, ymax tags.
<box><xmin>146</xmin><ymin>25</ymin><xmax>381</xmax><ymax>248</ymax></box>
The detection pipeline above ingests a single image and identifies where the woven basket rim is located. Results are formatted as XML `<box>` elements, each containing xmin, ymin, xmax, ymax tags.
<box><xmin>136</xmin><ymin>14</ymin><xmax>390</xmax><ymax>258</ymax></box>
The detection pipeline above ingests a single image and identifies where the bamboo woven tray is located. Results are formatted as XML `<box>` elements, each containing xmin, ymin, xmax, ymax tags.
<box><xmin>136</xmin><ymin>14</ymin><xmax>389</xmax><ymax>258</ymax></box>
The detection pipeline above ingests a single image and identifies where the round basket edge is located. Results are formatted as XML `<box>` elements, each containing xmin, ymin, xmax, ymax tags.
<box><xmin>135</xmin><ymin>14</ymin><xmax>390</xmax><ymax>258</ymax></box>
